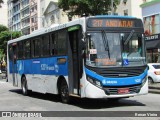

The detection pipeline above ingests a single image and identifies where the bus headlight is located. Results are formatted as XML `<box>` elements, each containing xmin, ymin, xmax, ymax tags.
<box><xmin>142</xmin><ymin>75</ymin><xmax>147</xmax><ymax>87</ymax></box>
<box><xmin>87</xmin><ymin>76</ymin><xmax>102</xmax><ymax>89</ymax></box>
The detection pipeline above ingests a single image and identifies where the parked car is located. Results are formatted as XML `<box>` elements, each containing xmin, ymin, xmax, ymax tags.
<box><xmin>148</xmin><ymin>63</ymin><xmax>160</xmax><ymax>84</ymax></box>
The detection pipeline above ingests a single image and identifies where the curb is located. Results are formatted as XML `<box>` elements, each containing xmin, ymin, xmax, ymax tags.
<box><xmin>149</xmin><ymin>86</ymin><xmax>160</xmax><ymax>90</ymax></box>
<box><xmin>149</xmin><ymin>89</ymin><xmax>160</xmax><ymax>94</ymax></box>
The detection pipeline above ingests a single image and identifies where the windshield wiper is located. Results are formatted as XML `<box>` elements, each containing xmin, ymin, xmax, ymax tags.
<box><xmin>101</xmin><ymin>30</ymin><xmax>110</xmax><ymax>59</ymax></box>
<box><xmin>124</xmin><ymin>30</ymin><xmax>135</xmax><ymax>45</ymax></box>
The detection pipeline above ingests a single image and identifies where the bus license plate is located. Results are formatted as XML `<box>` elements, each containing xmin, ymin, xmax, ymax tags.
<box><xmin>118</xmin><ymin>88</ymin><xmax>129</xmax><ymax>94</ymax></box>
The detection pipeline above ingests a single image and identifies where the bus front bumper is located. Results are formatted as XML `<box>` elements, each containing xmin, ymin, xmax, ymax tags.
<box><xmin>84</xmin><ymin>80</ymin><xmax>148</xmax><ymax>98</ymax></box>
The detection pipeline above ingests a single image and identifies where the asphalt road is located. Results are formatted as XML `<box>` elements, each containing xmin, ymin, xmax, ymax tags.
<box><xmin>0</xmin><ymin>77</ymin><xmax>160</xmax><ymax>120</ymax></box>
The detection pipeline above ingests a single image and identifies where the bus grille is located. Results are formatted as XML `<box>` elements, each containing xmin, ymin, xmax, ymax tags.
<box><xmin>87</xmin><ymin>65</ymin><xmax>147</xmax><ymax>78</ymax></box>
<box><xmin>103</xmin><ymin>85</ymin><xmax>141</xmax><ymax>95</ymax></box>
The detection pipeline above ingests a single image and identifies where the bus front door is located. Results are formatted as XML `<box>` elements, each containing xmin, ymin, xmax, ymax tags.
<box><xmin>68</xmin><ymin>29</ymin><xmax>82</xmax><ymax>95</ymax></box>
<box><xmin>12</xmin><ymin>44</ymin><xmax>18</xmax><ymax>87</ymax></box>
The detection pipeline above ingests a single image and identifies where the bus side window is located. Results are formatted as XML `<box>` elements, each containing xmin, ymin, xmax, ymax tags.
<box><xmin>18</xmin><ymin>42</ymin><xmax>24</xmax><ymax>59</ymax></box>
<box><xmin>51</xmin><ymin>33</ymin><xmax>58</xmax><ymax>55</ymax></box>
<box><xmin>57</xmin><ymin>30</ymin><xmax>66</xmax><ymax>55</ymax></box>
<box><xmin>42</xmin><ymin>34</ymin><xmax>50</xmax><ymax>56</ymax></box>
<box><xmin>32</xmin><ymin>38</ymin><xmax>41</xmax><ymax>57</ymax></box>
<box><xmin>9</xmin><ymin>45</ymin><xmax>13</xmax><ymax>60</ymax></box>
<box><xmin>24</xmin><ymin>40</ymin><xmax>31</xmax><ymax>58</ymax></box>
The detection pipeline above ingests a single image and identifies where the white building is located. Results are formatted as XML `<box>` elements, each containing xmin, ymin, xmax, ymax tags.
<box><xmin>38</xmin><ymin>0</ymin><xmax>58</xmax><ymax>28</ymax></box>
<box><xmin>116</xmin><ymin>0</ymin><xmax>143</xmax><ymax>19</ymax></box>
<box><xmin>0</xmin><ymin>0</ymin><xmax>8</xmax><ymax>26</ymax></box>
<box><xmin>43</xmin><ymin>1</ymin><xmax>69</xmax><ymax>27</ymax></box>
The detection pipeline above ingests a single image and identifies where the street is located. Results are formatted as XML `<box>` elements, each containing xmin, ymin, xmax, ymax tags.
<box><xmin>0</xmin><ymin>76</ymin><xmax>160</xmax><ymax>120</ymax></box>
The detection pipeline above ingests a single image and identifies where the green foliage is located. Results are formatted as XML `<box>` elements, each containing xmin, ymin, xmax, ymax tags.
<box><xmin>58</xmin><ymin>0</ymin><xmax>119</xmax><ymax>17</ymax></box>
<box><xmin>0</xmin><ymin>25</ymin><xmax>21</xmax><ymax>55</ymax></box>
<box><xmin>0</xmin><ymin>24</ymin><xmax>8</xmax><ymax>33</ymax></box>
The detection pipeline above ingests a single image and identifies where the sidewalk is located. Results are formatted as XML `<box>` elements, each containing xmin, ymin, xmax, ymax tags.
<box><xmin>0</xmin><ymin>73</ymin><xmax>7</xmax><ymax>82</ymax></box>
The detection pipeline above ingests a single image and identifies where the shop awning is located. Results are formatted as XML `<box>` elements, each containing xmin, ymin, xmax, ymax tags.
<box><xmin>146</xmin><ymin>40</ymin><xmax>160</xmax><ymax>49</ymax></box>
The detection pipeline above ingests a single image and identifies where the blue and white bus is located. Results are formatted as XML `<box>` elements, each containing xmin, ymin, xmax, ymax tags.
<box><xmin>7</xmin><ymin>15</ymin><xmax>148</xmax><ymax>103</ymax></box>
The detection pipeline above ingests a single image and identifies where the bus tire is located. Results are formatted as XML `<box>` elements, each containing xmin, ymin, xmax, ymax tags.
<box><xmin>60</xmin><ymin>80</ymin><xmax>70</xmax><ymax>103</ymax></box>
<box><xmin>22</xmin><ymin>77</ymin><xmax>29</xmax><ymax>95</ymax></box>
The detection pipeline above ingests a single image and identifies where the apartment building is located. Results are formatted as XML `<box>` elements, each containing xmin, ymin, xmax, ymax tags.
<box><xmin>7</xmin><ymin>0</ymin><xmax>58</xmax><ymax>35</ymax></box>
<box><xmin>7</xmin><ymin>0</ymin><xmax>20</xmax><ymax>31</ymax></box>
<box><xmin>20</xmin><ymin>0</ymin><xmax>30</xmax><ymax>35</ymax></box>
<box><xmin>116</xmin><ymin>0</ymin><xmax>143</xmax><ymax>19</ymax></box>
<box><xmin>0</xmin><ymin>0</ymin><xmax>8</xmax><ymax>27</ymax></box>
<box><xmin>141</xmin><ymin>0</ymin><xmax>160</xmax><ymax>63</ymax></box>
<box><xmin>30</xmin><ymin>0</ymin><xmax>38</xmax><ymax>33</ymax></box>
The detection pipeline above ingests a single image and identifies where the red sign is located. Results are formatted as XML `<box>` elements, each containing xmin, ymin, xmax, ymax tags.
<box><xmin>118</xmin><ymin>88</ymin><xmax>129</xmax><ymax>94</ymax></box>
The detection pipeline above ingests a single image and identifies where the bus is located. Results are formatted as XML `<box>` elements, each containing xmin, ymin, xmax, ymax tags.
<box><xmin>7</xmin><ymin>15</ymin><xmax>148</xmax><ymax>103</ymax></box>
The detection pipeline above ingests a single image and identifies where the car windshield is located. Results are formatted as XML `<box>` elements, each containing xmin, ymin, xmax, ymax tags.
<box><xmin>85</xmin><ymin>32</ymin><xmax>146</xmax><ymax>67</ymax></box>
<box><xmin>152</xmin><ymin>65</ymin><xmax>160</xmax><ymax>69</ymax></box>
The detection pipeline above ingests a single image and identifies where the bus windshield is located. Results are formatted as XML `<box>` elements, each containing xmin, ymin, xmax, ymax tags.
<box><xmin>85</xmin><ymin>32</ymin><xmax>145</xmax><ymax>67</ymax></box>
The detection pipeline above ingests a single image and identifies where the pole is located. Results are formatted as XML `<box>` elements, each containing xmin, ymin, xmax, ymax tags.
<box><xmin>111</xmin><ymin>0</ymin><xmax>114</xmax><ymax>15</ymax></box>
<box><xmin>11</xmin><ymin>31</ymin><xmax>12</xmax><ymax>40</ymax></box>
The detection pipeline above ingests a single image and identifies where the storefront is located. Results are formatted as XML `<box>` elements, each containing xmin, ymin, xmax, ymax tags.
<box><xmin>146</xmin><ymin>34</ymin><xmax>160</xmax><ymax>63</ymax></box>
<box><xmin>141</xmin><ymin>0</ymin><xmax>160</xmax><ymax>63</ymax></box>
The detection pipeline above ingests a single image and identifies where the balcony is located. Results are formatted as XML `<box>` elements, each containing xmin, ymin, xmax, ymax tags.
<box><xmin>21</xmin><ymin>14</ymin><xmax>30</xmax><ymax>20</ymax></box>
<box><xmin>21</xmin><ymin>23</ymin><xmax>30</xmax><ymax>30</ymax></box>
<box><xmin>21</xmin><ymin>4</ymin><xmax>29</xmax><ymax>11</ymax></box>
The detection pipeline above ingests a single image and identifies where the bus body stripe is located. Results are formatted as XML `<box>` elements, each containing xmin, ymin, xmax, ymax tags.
<box><xmin>9</xmin><ymin>56</ymin><xmax>68</xmax><ymax>76</ymax></box>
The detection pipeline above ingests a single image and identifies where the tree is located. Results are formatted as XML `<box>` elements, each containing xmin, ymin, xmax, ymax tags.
<box><xmin>0</xmin><ymin>31</ymin><xmax>21</xmax><ymax>54</ymax></box>
<box><xmin>0</xmin><ymin>24</ymin><xmax>8</xmax><ymax>33</ymax></box>
<box><xmin>0</xmin><ymin>25</ymin><xmax>21</xmax><ymax>55</ymax></box>
<box><xmin>58</xmin><ymin>0</ymin><xmax>119</xmax><ymax>17</ymax></box>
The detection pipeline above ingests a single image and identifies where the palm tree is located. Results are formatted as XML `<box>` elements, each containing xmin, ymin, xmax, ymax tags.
<box><xmin>0</xmin><ymin>0</ymin><xmax>4</xmax><ymax>8</ymax></box>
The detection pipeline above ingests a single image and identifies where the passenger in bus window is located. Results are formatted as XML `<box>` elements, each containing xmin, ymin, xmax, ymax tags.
<box><xmin>128</xmin><ymin>47</ymin><xmax>141</xmax><ymax>57</ymax></box>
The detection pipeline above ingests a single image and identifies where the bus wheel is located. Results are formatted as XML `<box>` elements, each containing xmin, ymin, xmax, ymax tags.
<box><xmin>22</xmin><ymin>77</ymin><xmax>28</xmax><ymax>95</ymax></box>
<box><xmin>60</xmin><ymin>80</ymin><xmax>70</xmax><ymax>103</ymax></box>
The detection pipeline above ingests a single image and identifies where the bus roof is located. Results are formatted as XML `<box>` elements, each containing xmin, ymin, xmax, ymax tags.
<box><xmin>95</xmin><ymin>15</ymin><xmax>137</xmax><ymax>19</ymax></box>
<box><xmin>8</xmin><ymin>17</ymin><xmax>86</xmax><ymax>44</ymax></box>
<box><xmin>8</xmin><ymin>15</ymin><xmax>141</xmax><ymax>44</ymax></box>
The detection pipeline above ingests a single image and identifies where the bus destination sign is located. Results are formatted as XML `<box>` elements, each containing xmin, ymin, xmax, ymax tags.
<box><xmin>87</xmin><ymin>19</ymin><xmax>135</xmax><ymax>28</ymax></box>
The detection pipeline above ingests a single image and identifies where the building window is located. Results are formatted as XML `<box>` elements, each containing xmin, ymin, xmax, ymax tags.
<box><xmin>124</xmin><ymin>9</ymin><xmax>128</xmax><ymax>16</ymax></box>
<box><xmin>123</xmin><ymin>0</ymin><xmax>127</xmax><ymax>4</ymax></box>
<box><xmin>50</xmin><ymin>15</ymin><xmax>55</xmax><ymax>24</ymax></box>
<box><xmin>144</xmin><ymin>14</ymin><xmax>160</xmax><ymax>36</ymax></box>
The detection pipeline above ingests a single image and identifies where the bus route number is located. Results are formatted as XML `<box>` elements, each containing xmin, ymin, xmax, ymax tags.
<box><xmin>93</xmin><ymin>20</ymin><xmax>103</xmax><ymax>27</ymax></box>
